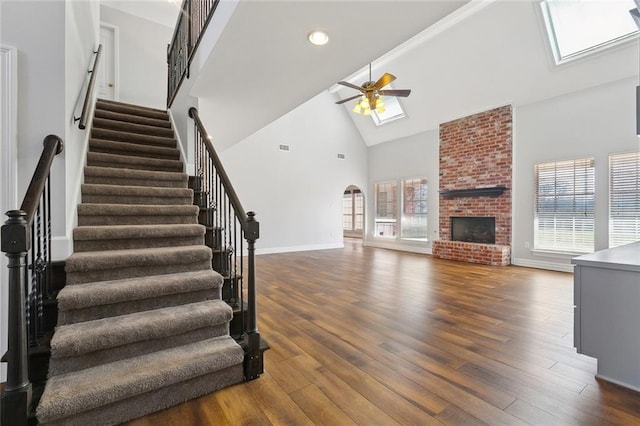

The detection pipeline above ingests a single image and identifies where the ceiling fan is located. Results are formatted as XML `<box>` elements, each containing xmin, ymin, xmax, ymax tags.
<box><xmin>335</xmin><ymin>64</ymin><xmax>411</xmax><ymax>114</ymax></box>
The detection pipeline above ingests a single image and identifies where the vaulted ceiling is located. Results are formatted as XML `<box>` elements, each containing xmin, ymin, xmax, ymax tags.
<box><xmin>103</xmin><ymin>0</ymin><xmax>638</xmax><ymax>149</ymax></box>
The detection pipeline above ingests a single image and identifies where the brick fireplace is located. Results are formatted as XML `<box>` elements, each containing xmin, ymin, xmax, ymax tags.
<box><xmin>432</xmin><ymin>105</ymin><xmax>512</xmax><ymax>266</ymax></box>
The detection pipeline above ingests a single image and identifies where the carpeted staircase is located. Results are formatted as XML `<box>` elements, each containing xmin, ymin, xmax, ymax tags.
<box><xmin>36</xmin><ymin>99</ymin><xmax>245</xmax><ymax>425</ymax></box>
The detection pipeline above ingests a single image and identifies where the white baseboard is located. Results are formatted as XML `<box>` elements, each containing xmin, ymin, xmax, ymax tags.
<box><xmin>511</xmin><ymin>257</ymin><xmax>574</xmax><ymax>273</ymax></box>
<box><xmin>363</xmin><ymin>239</ymin><xmax>432</xmax><ymax>255</ymax></box>
<box><xmin>51</xmin><ymin>236</ymin><xmax>72</xmax><ymax>261</ymax></box>
<box><xmin>256</xmin><ymin>242</ymin><xmax>344</xmax><ymax>255</ymax></box>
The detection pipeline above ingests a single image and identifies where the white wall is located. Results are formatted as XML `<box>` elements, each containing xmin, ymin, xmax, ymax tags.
<box><xmin>0</xmin><ymin>0</ymin><xmax>99</xmax><ymax>382</ymax></box>
<box><xmin>512</xmin><ymin>77</ymin><xmax>640</xmax><ymax>272</ymax></box>
<box><xmin>100</xmin><ymin>6</ymin><xmax>172</xmax><ymax>109</ymax></box>
<box><xmin>365</xmin><ymin>130</ymin><xmax>440</xmax><ymax>253</ymax></box>
<box><xmin>218</xmin><ymin>91</ymin><xmax>368</xmax><ymax>253</ymax></box>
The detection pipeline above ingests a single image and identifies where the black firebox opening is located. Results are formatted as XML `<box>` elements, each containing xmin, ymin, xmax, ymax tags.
<box><xmin>451</xmin><ymin>217</ymin><xmax>495</xmax><ymax>244</ymax></box>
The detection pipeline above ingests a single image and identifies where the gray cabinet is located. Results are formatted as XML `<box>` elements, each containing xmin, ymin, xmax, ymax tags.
<box><xmin>572</xmin><ymin>242</ymin><xmax>640</xmax><ymax>392</ymax></box>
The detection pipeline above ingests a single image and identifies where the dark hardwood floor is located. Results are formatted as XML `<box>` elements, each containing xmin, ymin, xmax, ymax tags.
<box><xmin>128</xmin><ymin>239</ymin><xmax>640</xmax><ymax>425</ymax></box>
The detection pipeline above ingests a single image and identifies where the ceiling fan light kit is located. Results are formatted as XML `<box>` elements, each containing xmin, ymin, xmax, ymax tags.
<box><xmin>336</xmin><ymin>63</ymin><xmax>410</xmax><ymax>116</ymax></box>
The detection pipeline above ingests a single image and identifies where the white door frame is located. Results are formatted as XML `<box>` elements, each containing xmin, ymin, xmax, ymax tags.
<box><xmin>0</xmin><ymin>44</ymin><xmax>18</xmax><ymax>383</ymax></box>
<box><xmin>99</xmin><ymin>23</ymin><xmax>119</xmax><ymax>101</ymax></box>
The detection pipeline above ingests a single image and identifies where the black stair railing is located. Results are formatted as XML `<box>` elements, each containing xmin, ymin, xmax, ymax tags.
<box><xmin>167</xmin><ymin>0</ymin><xmax>219</xmax><ymax>108</ymax></box>
<box><xmin>188</xmin><ymin>107</ymin><xmax>262</xmax><ymax>380</ymax></box>
<box><xmin>1</xmin><ymin>135</ymin><xmax>64</xmax><ymax>426</ymax></box>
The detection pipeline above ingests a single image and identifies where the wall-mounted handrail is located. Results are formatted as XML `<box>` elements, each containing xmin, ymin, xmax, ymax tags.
<box><xmin>188</xmin><ymin>107</ymin><xmax>261</xmax><ymax>381</ymax></box>
<box><xmin>74</xmin><ymin>44</ymin><xmax>102</xmax><ymax>130</ymax></box>
<box><xmin>1</xmin><ymin>134</ymin><xmax>63</xmax><ymax>426</ymax></box>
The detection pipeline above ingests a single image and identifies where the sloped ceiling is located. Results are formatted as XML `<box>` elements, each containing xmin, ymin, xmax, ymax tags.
<box><xmin>108</xmin><ymin>0</ymin><xmax>638</xmax><ymax>149</ymax></box>
<box><xmin>191</xmin><ymin>0</ymin><xmax>470</xmax><ymax>150</ymax></box>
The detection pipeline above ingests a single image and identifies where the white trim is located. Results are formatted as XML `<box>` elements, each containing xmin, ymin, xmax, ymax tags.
<box><xmin>51</xmin><ymin>236</ymin><xmax>73</xmax><ymax>262</ymax></box>
<box><xmin>256</xmin><ymin>243</ymin><xmax>344</xmax><ymax>256</ymax></box>
<box><xmin>99</xmin><ymin>23</ymin><xmax>120</xmax><ymax>101</ymax></box>
<box><xmin>511</xmin><ymin>257</ymin><xmax>574</xmax><ymax>273</ymax></box>
<box><xmin>363</xmin><ymin>239</ymin><xmax>432</xmax><ymax>255</ymax></box>
<box><xmin>1</xmin><ymin>45</ymin><xmax>18</xmax><ymax>216</ymax></box>
<box><xmin>167</xmin><ymin>108</ymin><xmax>187</xmax><ymax>167</ymax></box>
<box><xmin>0</xmin><ymin>44</ymin><xmax>17</xmax><ymax>384</ymax></box>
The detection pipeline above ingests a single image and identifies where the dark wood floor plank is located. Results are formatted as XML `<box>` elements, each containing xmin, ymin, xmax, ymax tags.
<box><xmin>126</xmin><ymin>240</ymin><xmax>640</xmax><ymax>425</ymax></box>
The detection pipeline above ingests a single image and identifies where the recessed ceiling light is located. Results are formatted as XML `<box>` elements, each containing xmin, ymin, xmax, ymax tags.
<box><xmin>308</xmin><ymin>30</ymin><xmax>329</xmax><ymax>46</ymax></box>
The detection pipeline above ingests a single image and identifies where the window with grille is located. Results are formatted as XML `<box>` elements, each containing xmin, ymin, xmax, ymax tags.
<box><xmin>343</xmin><ymin>188</ymin><xmax>364</xmax><ymax>233</ymax></box>
<box><xmin>401</xmin><ymin>178</ymin><xmax>428</xmax><ymax>241</ymax></box>
<box><xmin>609</xmin><ymin>152</ymin><xmax>640</xmax><ymax>247</ymax></box>
<box><xmin>375</xmin><ymin>181</ymin><xmax>397</xmax><ymax>238</ymax></box>
<box><xmin>534</xmin><ymin>157</ymin><xmax>595</xmax><ymax>253</ymax></box>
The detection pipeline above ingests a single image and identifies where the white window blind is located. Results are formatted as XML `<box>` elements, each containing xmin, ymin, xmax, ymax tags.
<box><xmin>375</xmin><ymin>181</ymin><xmax>397</xmax><ymax>238</ymax></box>
<box><xmin>609</xmin><ymin>152</ymin><xmax>640</xmax><ymax>247</ymax></box>
<box><xmin>401</xmin><ymin>178</ymin><xmax>428</xmax><ymax>241</ymax></box>
<box><xmin>534</xmin><ymin>158</ymin><xmax>595</xmax><ymax>253</ymax></box>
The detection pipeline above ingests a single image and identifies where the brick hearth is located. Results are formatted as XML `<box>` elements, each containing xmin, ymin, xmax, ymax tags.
<box><xmin>433</xmin><ymin>105</ymin><xmax>512</xmax><ymax>266</ymax></box>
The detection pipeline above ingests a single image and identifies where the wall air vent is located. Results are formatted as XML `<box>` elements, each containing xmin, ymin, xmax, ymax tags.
<box><xmin>279</xmin><ymin>144</ymin><xmax>290</xmax><ymax>152</ymax></box>
<box><xmin>337</xmin><ymin>153</ymin><xmax>346</xmax><ymax>159</ymax></box>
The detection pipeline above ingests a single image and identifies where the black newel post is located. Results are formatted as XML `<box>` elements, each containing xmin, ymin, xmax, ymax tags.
<box><xmin>1</xmin><ymin>210</ymin><xmax>33</xmax><ymax>426</ymax></box>
<box><xmin>243</xmin><ymin>211</ymin><xmax>261</xmax><ymax>380</ymax></box>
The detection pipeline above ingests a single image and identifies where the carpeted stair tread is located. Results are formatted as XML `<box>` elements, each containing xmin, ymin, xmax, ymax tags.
<box><xmin>72</xmin><ymin>224</ymin><xmax>205</xmax><ymax>251</ymax></box>
<box><xmin>96</xmin><ymin>99</ymin><xmax>168</xmax><ymax>120</ymax></box>
<box><xmin>91</xmin><ymin>128</ymin><xmax>176</xmax><ymax>148</ymax></box>
<box><xmin>83</xmin><ymin>166</ymin><xmax>188</xmax><ymax>188</ymax></box>
<box><xmin>94</xmin><ymin>108</ymin><xmax>172</xmax><ymax>129</ymax></box>
<box><xmin>50</xmin><ymin>300</ymin><xmax>232</xmax><ymax>358</ymax></box>
<box><xmin>93</xmin><ymin>117</ymin><xmax>174</xmax><ymax>139</ymax></box>
<box><xmin>57</xmin><ymin>270</ymin><xmax>222</xmax><ymax>312</ymax></box>
<box><xmin>77</xmin><ymin>203</ymin><xmax>198</xmax><ymax>226</ymax></box>
<box><xmin>66</xmin><ymin>245</ymin><xmax>211</xmax><ymax>274</ymax></box>
<box><xmin>37</xmin><ymin>336</ymin><xmax>244</xmax><ymax>424</ymax></box>
<box><xmin>73</xmin><ymin>224</ymin><xmax>204</xmax><ymax>241</ymax></box>
<box><xmin>86</xmin><ymin>152</ymin><xmax>183</xmax><ymax>173</ymax></box>
<box><xmin>89</xmin><ymin>139</ymin><xmax>180</xmax><ymax>160</ymax></box>
<box><xmin>81</xmin><ymin>184</ymin><xmax>192</xmax><ymax>205</ymax></box>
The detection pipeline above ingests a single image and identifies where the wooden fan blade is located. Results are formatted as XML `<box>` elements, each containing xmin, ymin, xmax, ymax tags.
<box><xmin>337</xmin><ymin>81</ymin><xmax>364</xmax><ymax>91</ymax></box>
<box><xmin>335</xmin><ymin>94</ymin><xmax>363</xmax><ymax>104</ymax></box>
<box><xmin>372</xmin><ymin>73</ymin><xmax>396</xmax><ymax>90</ymax></box>
<box><xmin>378</xmin><ymin>89</ymin><xmax>411</xmax><ymax>97</ymax></box>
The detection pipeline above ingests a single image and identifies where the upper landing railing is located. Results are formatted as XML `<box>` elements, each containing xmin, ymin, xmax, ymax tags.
<box><xmin>167</xmin><ymin>0</ymin><xmax>219</xmax><ymax>107</ymax></box>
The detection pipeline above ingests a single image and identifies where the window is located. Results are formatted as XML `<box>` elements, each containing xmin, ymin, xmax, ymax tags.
<box><xmin>371</xmin><ymin>94</ymin><xmax>406</xmax><ymax>126</ymax></box>
<box><xmin>609</xmin><ymin>152</ymin><xmax>640</xmax><ymax>247</ymax></box>
<box><xmin>401</xmin><ymin>178</ymin><xmax>428</xmax><ymax>241</ymax></box>
<box><xmin>375</xmin><ymin>181</ymin><xmax>397</xmax><ymax>237</ymax></box>
<box><xmin>534</xmin><ymin>157</ymin><xmax>595</xmax><ymax>253</ymax></box>
<box><xmin>343</xmin><ymin>188</ymin><xmax>364</xmax><ymax>235</ymax></box>
<box><xmin>540</xmin><ymin>0</ymin><xmax>638</xmax><ymax>64</ymax></box>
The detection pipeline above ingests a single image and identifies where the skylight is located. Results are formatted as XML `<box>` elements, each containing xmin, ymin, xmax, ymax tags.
<box><xmin>540</xmin><ymin>0</ymin><xmax>638</xmax><ymax>64</ymax></box>
<box><xmin>371</xmin><ymin>95</ymin><xmax>405</xmax><ymax>126</ymax></box>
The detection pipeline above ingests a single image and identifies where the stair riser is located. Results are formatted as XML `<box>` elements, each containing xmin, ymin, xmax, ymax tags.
<box><xmin>86</xmin><ymin>153</ymin><xmax>183</xmax><ymax>172</ymax></box>
<box><xmin>94</xmin><ymin>109</ymin><xmax>171</xmax><ymax>129</ymax></box>
<box><xmin>93</xmin><ymin>118</ymin><xmax>174</xmax><ymax>139</ymax></box>
<box><xmin>91</xmin><ymin>128</ymin><xmax>176</xmax><ymax>148</ymax></box>
<box><xmin>74</xmin><ymin>235</ymin><xmax>204</xmax><ymax>252</ymax></box>
<box><xmin>66</xmin><ymin>260</ymin><xmax>211</xmax><ymax>285</ymax></box>
<box><xmin>96</xmin><ymin>101</ymin><xmax>168</xmax><ymax>121</ymax></box>
<box><xmin>57</xmin><ymin>288</ymin><xmax>221</xmax><ymax>326</ymax></box>
<box><xmin>84</xmin><ymin>175</ymin><xmax>187</xmax><ymax>188</ymax></box>
<box><xmin>89</xmin><ymin>140</ymin><xmax>180</xmax><ymax>160</ymax></box>
<box><xmin>40</xmin><ymin>364</ymin><xmax>243</xmax><ymax>426</ymax></box>
<box><xmin>81</xmin><ymin>194</ymin><xmax>192</xmax><ymax>205</ymax></box>
<box><xmin>77</xmin><ymin>215</ymin><xmax>198</xmax><ymax>226</ymax></box>
<box><xmin>49</xmin><ymin>325</ymin><xmax>228</xmax><ymax>376</ymax></box>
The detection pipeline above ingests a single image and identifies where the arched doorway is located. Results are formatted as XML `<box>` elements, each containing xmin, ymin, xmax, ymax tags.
<box><xmin>343</xmin><ymin>185</ymin><xmax>364</xmax><ymax>239</ymax></box>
